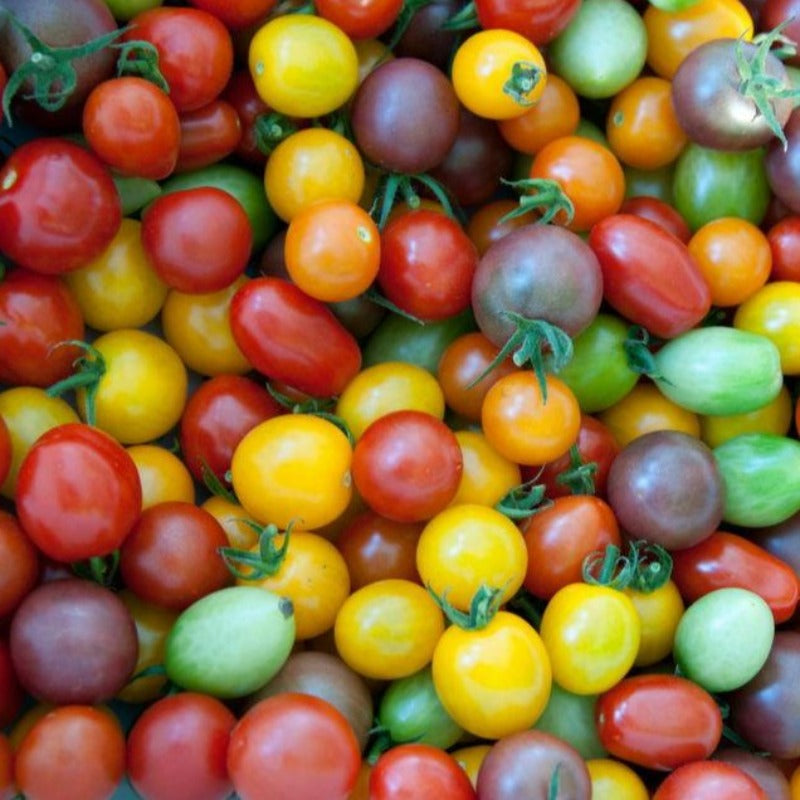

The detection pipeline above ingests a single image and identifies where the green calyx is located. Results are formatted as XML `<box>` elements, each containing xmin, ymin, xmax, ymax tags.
<box><xmin>72</xmin><ymin>551</ymin><xmax>120</xmax><ymax>586</ymax></box>
<box><xmin>218</xmin><ymin>520</ymin><xmax>294</xmax><ymax>581</ymax></box>
<box><xmin>555</xmin><ymin>444</ymin><xmax>597</xmax><ymax>496</ymax></box>
<box><xmin>428</xmin><ymin>583</ymin><xmax>504</xmax><ymax>630</ymax></box>
<box><xmin>500</xmin><ymin>177</ymin><xmax>574</xmax><ymax>227</ymax></box>
<box><xmin>369</xmin><ymin>171</ymin><xmax>462</xmax><ymax>230</ymax></box>
<box><xmin>115</xmin><ymin>39</ymin><xmax>169</xmax><ymax>93</ymax></box>
<box><xmin>583</xmin><ymin>540</ymin><xmax>673</xmax><ymax>593</ymax></box>
<box><xmin>265</xmin><ymin>383</ymin><xmax>355</xmax><ymax>445</ymax></box>
<box><xmin>623</xmin><ymin>325</ymin><xmax>666</xmax><ymax>381</ymax></box>
<box><xmin>503</xmin><ymin>61</ymin><xmax>544</xmax><ymax>108</ymax></box>
<box><xmin>45</xmin><ymin>340</ymin><xmax>106</xmax><ymax>427</ymax></box>
<box><xmin>495</xmin><ymin>478</ymin><xmax>548</xmax><ymax>520</ymax></box>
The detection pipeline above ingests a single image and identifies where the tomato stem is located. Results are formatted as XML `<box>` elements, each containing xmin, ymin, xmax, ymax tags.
<box><xmin>45</xmin><ymin>340</ymin><xmax>106</xmax><ymax>427</ymax></box>
<box><xmin>369</xmin><ymin>171</ymin><xmax>462</xmax><ymax>229</ymax></box>
<box><xmin>626</xmin><ymin>541</ymin><xmax>673</xmax><ymax>593</ymax></box>
<box><xmin>265</xmin><ymin>384</ymin><xmax>356</xmax><ymax>444</ymax></box>
<box><xmin>495</xmin><ymin>477</ymin><xmax>549</xmax><ymax>520</ymax></box>
<box><xmin>548</xmin><ymin>764</ymin><xmax>562</xmax><ymax>800</ymax></box>
<box><xmin>555</xmin><ymin>445</ymin><xmax>597</xmax><ymax>496</ymax></box>
<box><xmin>385</xmin><ymin>0</ymin><xmax>437</xmax><ymax>49</ymax></box>
<box><xmin>582</xmin><ymin>543</ymin><xmax>636</xmax><ymax>589</ymax></box>
<box><xmin>503</xmin><ymin>61</ymin><xmax>544</xmax><ymax>107</ymax></box>
<box><xmin>364</xmin><ymin>286</ymin><xmax>426</xmax><ymax>326</ymax></box>
<box><xmin>507</xmin><ymin>587</ymin><xmax>546</xmax><ymax>629</ymax></box>
<box><xmin>254</xmin><ymin>112</ymin><xmax>299</xmax><ymax>155</ymax></box>
<box><xmin>218</xmin><ymin>520</ymin><xmax>293</xmax><ymax>580</ymax></box>
<box><xmin>500</xmin><ymin>177</ymin><xmax>574</xmax><ymax>227</ymax></box>
<box><xmin>201</xmin><ymin>461</ymin><xmax>238</xmax><ymax>503</ymax></box>
<box><xmin>428</xmin><ymin>583</ymin><xmax>504</xmax><ymax>630</ymax></box>
<box><xmin>623</xmin><ymin>325</ymin><xmax>669</xmax><ymax>383</ymax></box>
<box><xmin>114</xmin><ymin>40</ymin><xmax>169</xmax><ymax>93</ymax></box>
<box><xmin>72</xmin><ymin>551</ymin><xmax>120</xmax><ymax>586</ymax></box>
<box><xmin>440</xmin><ymin>0</ymin><xmax>479</xmax><ymax>31</ymax></box>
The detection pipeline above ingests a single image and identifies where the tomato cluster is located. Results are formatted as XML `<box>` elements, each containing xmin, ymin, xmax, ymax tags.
<box><xmin>1</xmin><ymin>0</ymin><xmax>800</xmax><ymax>798</ymax></box>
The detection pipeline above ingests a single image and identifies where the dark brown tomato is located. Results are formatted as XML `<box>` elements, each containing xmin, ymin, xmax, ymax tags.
<box><xmin>9</xmin><ymin>579</ymin><xmax>138</xmax><ymax>704</ymax></box>
<box><xmin>0</xmin><ymin>639</ymin><xmax>23</xmax><ymax>728</ymax></box>
<box><xmin>767</xmin><ymin>110</ymin><xmax>800</xmax><ymax>215</ymax></box>
<box><xmin>394</xmin><ymin>0</ymin><xmax>461</xmax><ymax>70</ymax></box>
<box><xmin>119</xmin><ymin>501</ymin><xmax>233</xmax><ymax>611</ymax></box>
<box><xmin>752</xmin><ymin>510</ymin><xmax>800</xmax><ymax>582</ymax></box>
<box><xmin>762</xmin><ymin>0</ymin><xmax>800</xmax><ymax>67</ymax></box>
<box><xmin>351</xmin><ymin>58</ymin><xmax>460</xmax><ymax>174</ymax></box>
<box><xmin>713</xmin><ymin>747</ymin><xmax>792</xmax><ymax>800</ymax></box>
<box><xmin>476</xmin><ymin>730</ymin><xmax>591</xmax><ymax>800</ymax></box>
<box><xmin>606</xmin><ymin>430</ymin><xmax>724</xmax><ymax>551</ymax></box>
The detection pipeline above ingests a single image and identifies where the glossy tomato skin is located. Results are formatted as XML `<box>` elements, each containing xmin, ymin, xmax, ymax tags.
<box><xmin>0</xmin><ymin>138</ymin><xmax>121</xmax><ymax>275</ymax></box>
<box><xmin>671</xmin><ymin>531</ymin><xmax>800</xmax><ymax>623</ymax></box>
<box><xmin>620</xmin><ymin>196</ymin><xmax>691</xmax><ymax>242</ymax></box>
<box><xmin>370</xmin><ymin>744</ymin><xmax>476</xmax><ymax>800</ymax></box>
<box><xmin>230</xmin><ymin>277</ymin><xmax>362</xmax><ymax>397</ymax></box>
<box><xmin>653</xmin><ymin>760</ymin><xmax>768</xmax><ymax>800</ymax></box>
<box><xmin>227</xmin><ymin>693</ymin><xmax>361</xmax><ymax>800</ymax></box>
<box><xmin>475</xmin><ymin>0</ymin><xmax>579</xmax><ymax>43</ymax></box>
<box><xmin>0</xmin><ymin>512</ymin><xmax>39</xmax><ymax>620</ymax></box>
<box><xmin>0</xmin><ymin>268</ymin><xmax>84</xmax><ymax>387</ymax></box>
<box><xmin>596</xmin><ymin>674</ymin><xmax>723</xmax><ymax>770</ymax></box>
<box><xmin>127</xmin><ymin>692</ymin><xmax>237</xmax><ymax>800</ymax></box>
<box><xmin>15</xmin><ymin>423</ymin><xmax>142</xmax><ymax>562</ymax></box>
<box><xmin>176</xmin><ymin>99</ymin><xmax>242</xmax><ymax>172</ymax></box>
<box><xmin>589</xmin><ymin>214</ymin><xmax>711</xmax><ymax>338</ymax></box>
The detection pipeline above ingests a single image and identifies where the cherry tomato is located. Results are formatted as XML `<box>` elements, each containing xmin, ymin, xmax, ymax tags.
<box><xmin>176</xmin><ymin>98</ymin><xmax>242</xmax><ymax>172</ymax></box>
<box><xmin>767</xmin><ymin>215</ymin><xmax>800</xmax><ymax>281</ymax></box>
<box><xmin>187</xmin><ymin>0</ymin><xmax>277</xmax><ymax>29</ymax></box>
<box><xmin>0</xmin><ymin>417</ymin><xmax>9</xmax><ymax>490</ymax></box>
<box><xmin>620</xmin><ymin>196</ymin><xmax>691</xmax><ymax>242</ymax></box>
<box><xmin>653</xmin><ymin>760</ymin><xmax>768</xmax><ymax>799</ymax></box>
<box><xmin>0</xmin><ymin>511</ymin><xmax>39</xmax><ymax>620</ymax></box>
<box><xmin>625</xmin><ymin>579</ymin><xmax>685</xmax><ymax>667</ymax></box>
<box><xmin>450</xmin><ymin>429</ymin><xmax>521</xmax><ymax>507</ymax></box>
<box><xmin>315</xmin><ymin>0</ymin><xmax>403</xmax><ymax>39</ymax></box>
<box><xmin>127</xmin><ymin>445</ymin><xmax>195</xmax><ymax>509</ymax></box>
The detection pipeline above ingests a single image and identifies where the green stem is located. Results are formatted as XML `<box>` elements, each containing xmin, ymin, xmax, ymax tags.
<box><xmin>495</xmin><ymin>478</ymin><xmax>548</xmax><ymax>520</ymax></box>
<box><xmin>626</xmin><ymin>540</ymin><xmax>673</xmax><ymax>593</ymax></box>
<box><xmin>72</xmin><ymin>551</ymin><xmax>120</xmax><ymax>586</ymax></box>
<box><xmin>369</xmin><ymin>171</ymin><xmax>461</xmax><ymax>229</ymax></box>
<box><xmin>427</xmin><ymin>583</ymin><xmax>504</xmax><ymax>630</ymax></box>
<box><xmin>45</xmin><ymin>340</ymin><xmax>106</xmax><ymax>427</ymax></box>
<box><xmin>218</xmin><ymin>521</ymin><xmax>293</xmax><ymax>580</ymax></box>
<box><xmin>623</xmin><ymin>325</ymin><xmax>663</xmax><ymax>380</ymax></box>
<box><xmin>500</xmin><ymin>178</ymin><xmax>574</xmax><ymax>227</ymax></box>
<box><xmin>555</xmin><ymin>445</ymin><xmax>597</xmax><ymax>496</ymax></box>
<box><xmin>385</xmin><ymin>0</ymin><xmax>436</xmax><ymax>49</ymax></box>
<box><xmin>440</xmin><ymin>0</ymin><xmax>479</xmax><ymax>31</ymax></box>
<box><xmin>503</xmin><ymin>61</ymin><xmax>545</xmax><ymax>108</ymax></box>
<box><xmin>201</xmin><ymin>461</ymin><xmax>238</xmax><ymax>504</ymax></box>
<box><xmin>254</xmin><ymin>112</ymin><xmax>299</xmax><ymax>155</ymax></box>
<box><xmin>582</xmin><ymin>543</ymin><xmax>637</xmax><ymax>590</ymax></box>
<box><xmin>364</xmin><ymin>286</ymin><xmax>426</xmax><ymax>325</ymax></box>
<box><xmin>114</xmin><ymin>40</ymin><xmax>169</xmax><ymax>92</ymax></box>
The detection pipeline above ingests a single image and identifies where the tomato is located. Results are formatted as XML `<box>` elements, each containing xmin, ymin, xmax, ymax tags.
<box><xmin>83</xmin><ymin>76</ymin><xmax>180</xmax><ymax>179</ymax></box>
<box><xmin>126</xmin><ymin>444</ymin><xmax>193</xmax><ymax>508</ymax></box>
<box><xmin>0</xmin><ymin>418</ymin><xmax>9</xmax><ymax>490</ymax></box>
<box><xmin>285</xmin><ymin>199</ymin><xmax>380</xmax><ymax>303</ymax></box>
<box><xmin>0</xmin><ymin>267</ymin><xmax>84</xmax><ymax>387</ymax></box>
<box><xmin>14</xmin><ymin>706</ymin><xmax>126</xmax><ymax>800</ymax></box>
<box><xmin>625</xmin><ymin>579</ymin><xmax>684</xmax><ymax>667</ymax></box>
<box><xmin>64</xmin><ymin>218</ymin><xmax>168</xmax><ymax>331</ymax></box>
<box><xmin>432</xmin><ymin>611</ymin><xmax>551</xmax><ymax>739</ymax></box>
<box><xmin>0</xmin><ymin>733</ymin><xmax>13</xmax><ymax>800</ymax></box>
<box><xmin>529</xmin><ymin>135</ymin><xmax>625</xmax><ymax>232</ymax></box>
<box><xmin>768</xmin><ymin>215</ymin><xmax>800</xmax><ymax>281</ymax></box>
<box><xmin>187</xmin><ymin>0</ymin><xmax>276</xmax><ymax>29</ymax></box>
<box><xmin>620</xmin><ymin>195</ymin><xmax>691</xmax><ymax>242</ymax></box>
<box><xmin>521</xmin><ymin>496</ymin><xmax>621</xmax><ymax>600</ymax></box>
<box><xmin>315</xmin><ymin>0</ymin><xmax>402</xmax><ymax>38</ymax></box>
<box><xmin>15</xmin><ymin>423</ymin><xmax>141</xmax><ymax>562</ymax></box>
<box><xmin>201</xmin><ymin>496</ymin><xmax>259</xmax><ymax>551</ymax></box>
<box><xmin>587</xmin><ymin>758</ymin><xmax>649</xmax><ymax>800</ymax></box>
<box><xmin>229</xmin><ymin>693</ymin><xmax>360</xmax><ymax>800</ymax></box>
<box><xmin>162</xmin><ymin>278</ymin><xmax>252</xmax><ymax>376</ymax></box>
<box><xmin>450</xmin><ymin>430</ymin><xmax>521</xmax><ymax>507</ymax></box>
<box><xmin>481</xmin><ymin>372</ymin><xmax>581</xmax><ymax>466</ymax></box>
<box><xmin>0</xmin><ymin>138</ymin><xmax>121</xmax><ymax>275</ymax></box>
<box><xmin>220</xmin><ymin>69</ymin><xmax>269</xmax><ymax>167</ymax></box>
<box><xmin>378</xmin><ymin>210</ymin><xmax>478</xmax><ymax>321</ymax></box>
<box><xmin>606</xmin><ymin>77</ymin><xmax>688</xmax><ymax>170</ymax></box>
<box><xmin>334</xmin><ymin>579</ymin><xmax>444</xmax><ymax>680</ymax></box>
<box><xmin>0</xmin><ymin>640</ymin><xmax>23</xmax><ymax>731</ymax></box>
<box><xmin>370</xmin><ymin>744</ymin><xmax>476</xmax><ymax>800</ymax></box>
<box><xmin>230</xmin><ymin>277</ymin><xmax>362</xmax><ymax>397</ymax></box>
<box><xmin>116</xmin><ymin>590</ymin><xmax>178</xmax><ymax>703</ymax></box>
<box><xmin>123</xmin><ymin>7</ymin><xmax>234</xmax><ymax>111</ymax></box>
<box><xmin>451</xmin><ymin>744</ymin><xmax>491</xmax><ymax>788</ymax></box>
<box><xmin>249</xmin><ymin>15</ymin><xmax>358</xmax><ymax>118</ymax></box>
<box><xmin>653</xmin><ymin>761</ymin><xmax>768</xmax><ymax>799</ymax></box>
<box><xmin>596</xmin><ymin>674</ymin><xmax>723</xmax><ymax>770</ymax></box>
<box><xmin>589</xmin><ymin>213</ymin><xmax>711</xmax><ymax>338</ymax></box>
<box><xmin>176</xmin><ymin>99</ymin><xmax>242</xmax><ymax>172</ymax></box>
<box><xmin>451</xmin><ymin>29</ymin><xmax>547</xmax><ymax>120</ymax></box>
<box><xmin>466</xmin><ymin>199</ymin><xmax>536</xmax><ymax>256</ymax></box>
<box><xmin>0</xmin><ymin>512</ymin><xmax>38</xmax><ymax>620</ymax></box>
<box><xmin>0</xmin><ymin>388</ymin><xmax>79</xmax><ymax>499</ymax></box>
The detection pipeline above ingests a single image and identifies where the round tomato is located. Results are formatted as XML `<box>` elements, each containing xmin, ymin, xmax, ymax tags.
<box><xmin>450</xmin><ymin>430</ymin><xmax>521</xmax><ymax>507</ymax></box>
<box><xmin>625</xmin><ymin>579</ymin><xmax>685</xmax><ymax>667</ymax></box>
<box><xmin>176</xmin><ymin>99</ymin><xmax>242</xmax><ymax>172</ymax></box>
<box><xmin>0</xmin><ymin>511</ymin><xmax>39</xmax><ymax>620</ymax></box>
<box><xmin>653</xmin><ymin>760</ymin><xmax>767</xmax><ymax>799</ymax></box>
<box><xmin>587</xmin><ymin>758</ymin><xmax>649</xmax><ymax>800</ymax></box>
<box><xmin>126</xmin><ymin>444</ymin><xmax>195</xmax><ymax>509</ymax></box>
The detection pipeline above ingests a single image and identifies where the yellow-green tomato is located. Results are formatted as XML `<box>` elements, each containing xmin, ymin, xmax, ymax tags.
<box><xmin>431</xmin><ymin>611</ymin><xmax>552</xmax><ymax>739</ymax></box>
<box><xmin>416</xmin><ymin>504</ymin><xmax>527</xmax><ymax>612</ymax></box>
<box><xmin>334</xmin><ymin>579</ymin><xmax>445</xmax><ymax>680</ymax></box>
<box><xmin>540</xmin><ymin>583</ymin><xmax>641</xmax><ymax>695</ymax></box>
<box><xmin>231</xmin><ymin>414</ymin><xmax>353</xmax><ymax>531</ymax></box>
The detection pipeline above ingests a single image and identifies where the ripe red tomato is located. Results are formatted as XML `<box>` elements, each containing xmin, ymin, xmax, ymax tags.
<box><xmin>0</xmin><ymin>640</ymin><xmax>23</xmax><ymax>729</ymax></box>
<box><xmin>315</xmin><ymin>0</ymin><xmax>403</xmax><ymax>38</ymax></box>
<box><xmin>475</xmin><ymin>0</ymin><xmax>579</xmax><ymax>44</ymax></box>
<box><xmin>15</xmin><ymin>423</ymin><xmax>142</xmax><ymax>563</ymax></box>
<box><xmin>187</xmin><ymin>0</ymin><xmax>278</xmax><ymax>29</ymax></box>
<box><xmin>0</xmin><ymin>511</ymin><xmax>39</xmax><ymax>620</ymax></box>
<box><xmin>653</xmin><ymin>760</ymin><xmax>768</xmax><ymax>799</ymax></box>
<box><xmin>176</xmin><ymin>99</ymin><xmax>242</xmax><ymax>172</ymax></box>
<box><xmin>0</xmin><ymin>417</ymin><xmax>9</xmax><ymax>490</ymax></box>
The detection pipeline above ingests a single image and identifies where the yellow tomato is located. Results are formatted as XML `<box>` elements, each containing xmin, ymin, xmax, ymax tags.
<box><xmin>449</xmin><ymin>430</ymin><xmax>521</xmax><ymax>508</ymax></box>
<box><xmin>201</xmin><ymin>495</ymin><xmax>260</xmax><ymax>551</ymax></box>
<box><xmin>265</xmin><ymin>128</ymin><xmax>365</xmax><ymax>222</ymax></box>
<box><xmin>587</xmin><ymin>758</ymin><xmax>650</xmax><ymax>800</ymax></box>
<box><xmin>540</xmin><ymin>583</ymin><xmax>641</xmax><ymax>695</ymax></box>
<box><xmin>336</xmin><ymin>361</ymin><xmax>445</xmax><ymax>440</ymax></box>
<box><xmin>451</xmin><ymin>29</ymin><xmax>547</xmax><ymax>120</ymax></box>
<box><xmin>432</xmin><ymin>611</ymin><xmax>551</xmax><ymax>739</ymax></box>
<box><xmin>127</xmin><ymin>444</ymin><xmax>195</xmax><ymax>509</ymax></box>
<box><xmin>451</xmin><ymin>745</ymin><xmax>491</xmax><ymax>788</ymax></box>
<box><xmin>334</xmin><ymin>579</ymin><xmax>445</xmax><ymax>680</ymax></box>
<box><xmin>734</xmin><ymin>281</ymin><xmax>800</xmax><ymax>375</ymax></box>
<box><xmin>64</xmin><ymin>219</ymin><xmax>168</xmax><ymax>331</ymax></box>
<box><xmin>236</xmin><ymin>530</ymin><xmax>351</xmax><ymax>640</ymax></box>
<box><xmin>599</xmin><ymin>382</ymin><xmax>701</xmax><ymax>448</ymax></box>
<box><xmin>231</xmin><ymin>414</ymin><xmax>353</xmax><ymax>530</ymax></box>
<box><xmin>700</xmin><ymin>384</ymin><xmax>793</xmax><ymax>449</ymax></box>
<box><xmin>249</xmin><ymin>15</ymin><xmax>359</xmax><ymax>118</ymax></box>
<box><xmin>0</xmin><ymin>388</ymin><xmax>79</xmax><ymax>498</ymax></box>
<box><xmin>161</xmin><ymin>276</ymin><xmax>252</xmax><ymax>376</ymax></box>
<box><xmin>625</xmin><ymin>580</ymin><xmax>685</xmax><ymax>668</ymax></box>
<box><xmin>417</xmin><ymin>504</ymin><xmax>527</xmax><ymax>611</ymax></box>
<box><xmin>790</xmin><ymin>762</ymin><xmax>800</xmax><ymax>799</ymax></box>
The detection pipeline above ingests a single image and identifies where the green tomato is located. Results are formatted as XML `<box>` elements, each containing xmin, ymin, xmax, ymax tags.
<box><xmin>160</xmin><ymin>164</ymin><xmax>278</xmax><ymax>252</ymax></box>
<box><xmin>533</xmin><ymin>682</ymin><xmax>608</xmax><ymax>759</ymax></box>
<box><xmin>624</xmin><ymin>164</ymin><xmax>675</xmax><ymax>204</ymax></box>
<box><xmin>548</xmin><ymin>0</ymin><xmax>648</xmax><ymax>99</ymax></box>
<box><xmin>713</xmin><ymin>434</ymin><xmax>800</xmax><ymax>527</ymax></box>
<box><xmin>363</xmin><ymin>309</ymin><xmax>476</xmax><ymax>374</ymax></box>
<box><xmin>113</xmin><ymin>175</ymin><xmax>161</xmax><ymax>216</ymax></box>
<box><xmin>103</xmin><ymin>0</ymin><xmax>163</xmax><ymax>20</ymax></box>
<box><xmin>653</xmin><ymin>327</ymin><xmax>783</xmax><ymax>415</ymax></box>
<box><xmin>377</xmin><ymin>666</ymin><xmax>463</xmax><ymax>749</ymax></box>
<box><xmin>673</xmin><ymin>144</ymin><xmax>770</xmax><ymax>231</ymax></box>
<box><xmin>165</xmin><ymin>586</ymin><xmax>296</xmax><ymax>698</ymax></box>
<box><xmin>574</xmin><ymin>118</ymin><xmax>609</xmax><ymax>148</ymax></box>
<box><xmin>558</xmin><ymin>313</ymin><xmax>639</xmax><ymax>413</ymax></box>
<box><xmin>674</xmin><ymin>588</ymin><xmax>774</xmax><ymax>693</ymax></box>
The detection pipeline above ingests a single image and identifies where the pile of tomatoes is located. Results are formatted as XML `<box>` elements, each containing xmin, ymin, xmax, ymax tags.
<box><xmin>2</xmin><ymin>0</ymin><xmax>800</xmax><ymax>797</ymax></box>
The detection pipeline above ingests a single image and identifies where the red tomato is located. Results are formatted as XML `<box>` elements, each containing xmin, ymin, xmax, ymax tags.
<box><xmin>0</xmin><ymin>640</ymin><xmax>23</xmax><ymax>729</ymax></box>
<box><xmin>0</xmin><ymin>732</ymin><xmax>12</xmax><ymax>800</ymax></box>
<box><xmin>671</xmin><ymin>531</ymin><xmax>800</xmax><ymax>624</ymax></box>
<box><xmin>221</xmin><ymin>69</ymin><xmax>270</xmax><ymax>167</ymax></box>
<box><xmin>0</xmin><ymin>268</ymin><xmax>84</xmax><ymax>388</ymax></box>
<box><xmin>352</xmin><ymin>410</ymin><xmax>463</xmax><ymax>523</ymax></box>
<box><xmin>15</xmin><ymin>423</ymin><xmax>142</xmax><ymax>563</ymax></box>
<box><xmin>127</xmin><ymin>692</ymin><xmax>237</xmax><ymax>800</ymax></box>
<box><xmin>227</xmin><ymin>693</ymin><xmax>361</xmax><ymax>800</ymax></box>
<box><xmin>179</xmin><ymin>374</ymin><xmax>283</xmax><ymax>485</ymax></box>
<box><xmin>141</xmin><ymin>187</ymin><xmax>252</xmax><ymax>293</ymax></box>
<box><xmin>82</xmin><ymin>76</ymin><xmax>181</xmax><ymax>180</ymax></box>
<box><xmin>176</xmin><ymin>99</ymin><xmax>242</xmax><ymax>172</ymax></box>
<box><xmin>0</xmin><ymin>138</ymin><xmax>121</xmax><ymax>275</ymax></box>
<box><xmin>119</xmin><ymin>501</ymin><xmax>232</xmax><ymax>611</ymax></box>
<box><xmin>767</xmin><ymin>215</ymin><xmax>800</xmax><ymax>282</ymax></box>
<box><xmin>0</xmin><ymin>418</ymin><xmax>9</xmax><ymax>489</ymax></box>
<box><xmin>369</xmin><ymin>744</ymin><xmax>477</xmax><ymax>800</ymax></box>
<box><xmin>122</xmin><ymin>7</ymin><xmax>234</xmax><ymax>111</ymax></box>
<box><xmin>315</xmin><ymin>0</ymin><xmax>403</xmax><ymax>38</ymax></box>
<box><xmin>588</xmin><ymin>214</ymin><xmax>712</xmax><ymax>338</ymax></box>
<box><xmin>653</xmin><ymin>760</ymin><xmax>768</xmax><ymax>800</ymax></box>
<box><xmin>0</xmin><ymin>512</ymin><xmax>39</xmax><ymax>620</ymax></box>
<box><xmin>521</xmin><ymin>495</ymin><xmax>621</xmax><ymax>599</ymax></box>
<box><xmin>620</xmin><ymin>196</ymin><xmax>692</xmax><ymax>243</ymax></box>
<box><xmin>475</xmin><ymin>0</ymin><xmax>579</xmax><ymax>43</ymax></box>
<box><xmin>230</xmin><ymin>277</ymin><xmax>362</xmax><ymax>398</ymax></box>
<box><xmin>187</xmin><ymin>0</ymin><xmax>277</xmax><ymax>29</ymax></box>
<box><xmin>378</xmin><ymin>210</ymin><xmax>479</xmax><ymax>322</ymax></box>
<box><xmin>596</xmin><ymin>674</ymin><xmax>723</xmax><ymax>771</ymax></box>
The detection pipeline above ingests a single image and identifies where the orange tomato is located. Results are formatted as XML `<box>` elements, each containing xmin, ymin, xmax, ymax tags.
<box><xmin>465</xmin><ymin>199</ymin><xmax>536</xmax><ymax>256</ymax></box>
